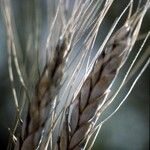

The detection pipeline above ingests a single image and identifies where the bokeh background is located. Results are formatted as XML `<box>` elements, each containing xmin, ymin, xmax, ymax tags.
<box><xmin>0</xmin><ymin>0</ymin><xmax>149</xmax><ymax>149</ymax></box>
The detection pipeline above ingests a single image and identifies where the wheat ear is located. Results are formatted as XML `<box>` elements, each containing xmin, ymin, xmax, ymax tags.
<box><xmin>7</xmin><ymin>0</ymin><xmax>113</xmax><ymax>149</ymax></box>
<box><xmin>56</xmin><ymin>6</ymin><xmax>149</xmax><ymax>149</ymax></box>
<box><xmin>20</xmin><ymin>31</ymin><xmax>72</xmax><ymax>150</ymax></box>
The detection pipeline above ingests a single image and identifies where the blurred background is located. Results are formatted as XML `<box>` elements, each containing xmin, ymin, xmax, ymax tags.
<box><xmin>0</xmin><ymin>0</ymin><xmax>149</xmax><ymax>149</ymax></box>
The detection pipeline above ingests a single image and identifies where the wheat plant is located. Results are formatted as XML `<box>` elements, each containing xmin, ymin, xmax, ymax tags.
<box><xmin>1</xmin><ymin>0</ymin><xmax>150</xmax><ymax>150</ymax></box>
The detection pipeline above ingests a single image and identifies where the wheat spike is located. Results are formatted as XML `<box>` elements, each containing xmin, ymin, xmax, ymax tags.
<box><xmin>7</xmin><ymin>0</ymin><xmax>110</xmax><ymax>149</ymax></box>
<box><xmin>57</xmin><ymin>6</ymin><xmax>149</xmax><ymax>149</ymax></box>
<box><xmin>20</xmin><ymin>32</ymin><xmax>72</xmax><ymax>150</ymax></box>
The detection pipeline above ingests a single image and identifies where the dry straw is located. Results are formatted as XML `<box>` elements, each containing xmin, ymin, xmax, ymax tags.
<box><xmin>1</xmin><ymin>0</ymin><xmax>150</xmax><ymax>150</ymax></box>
